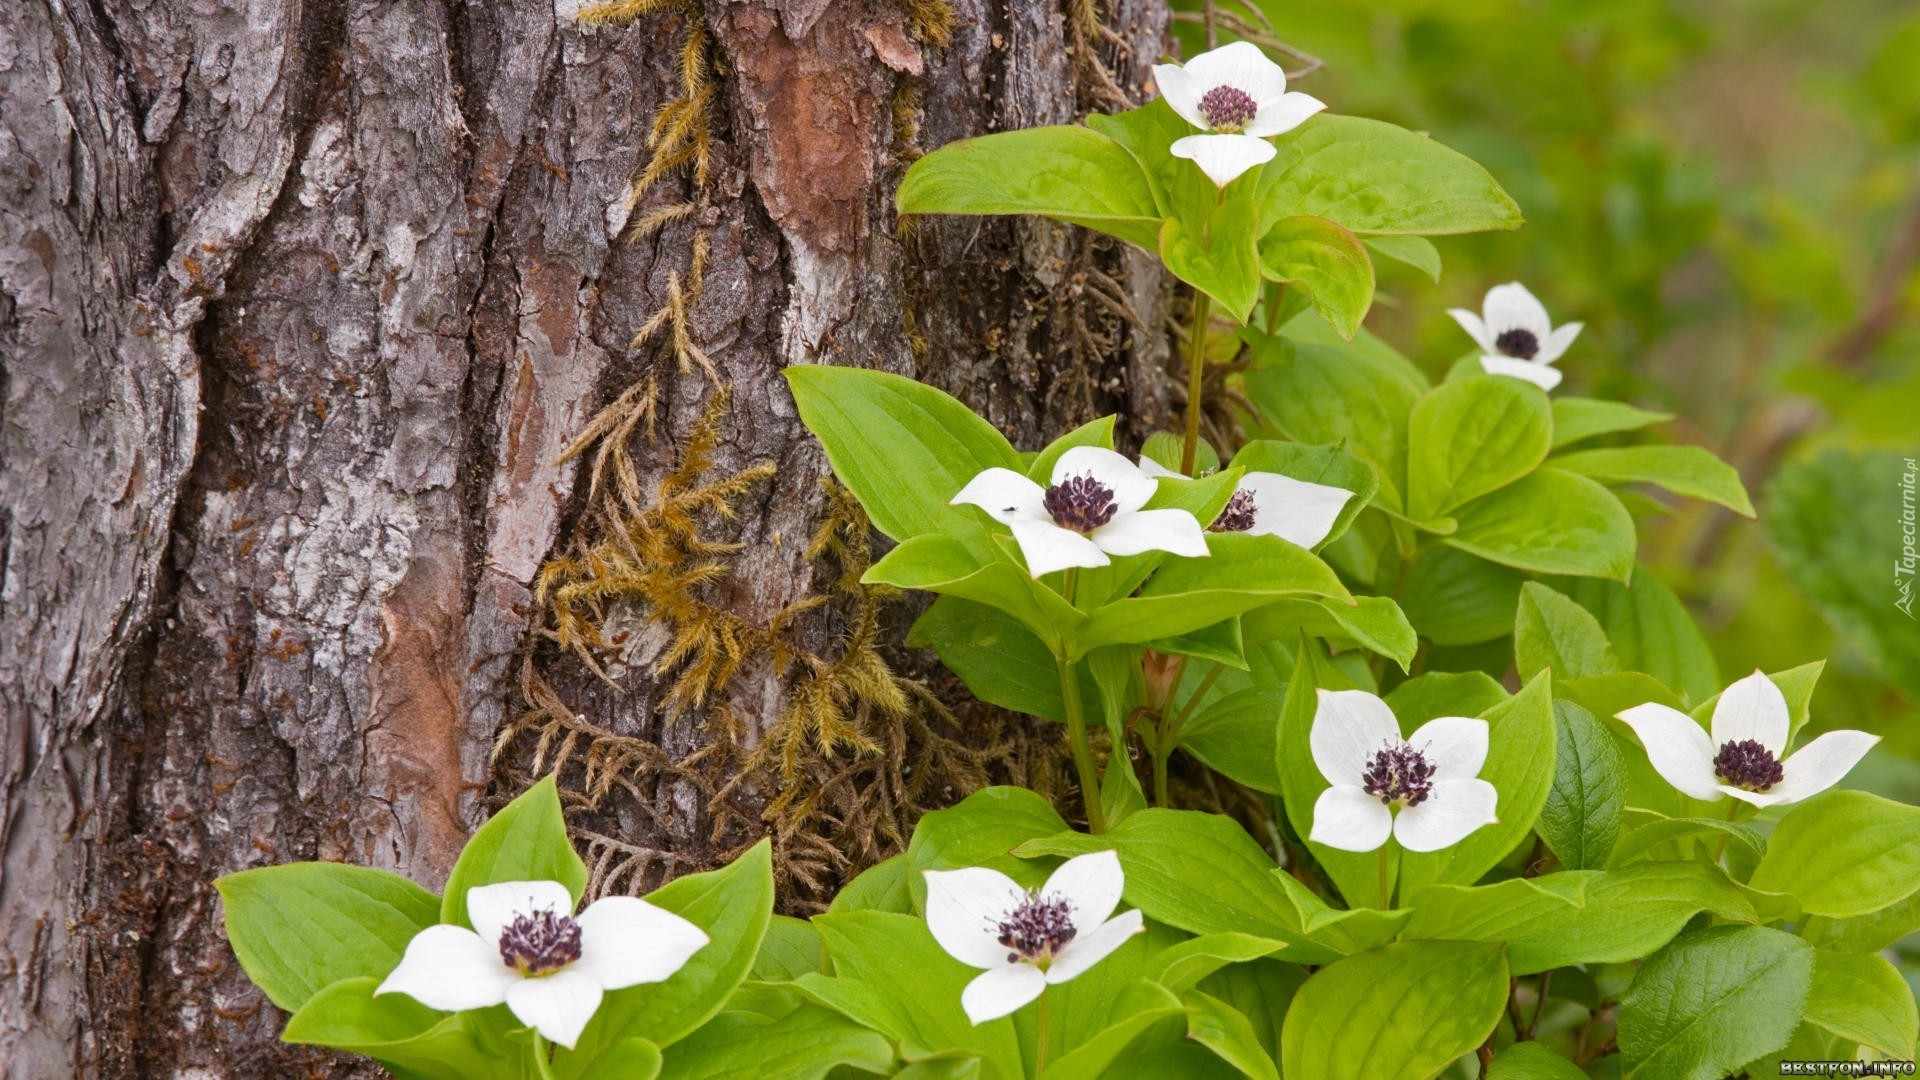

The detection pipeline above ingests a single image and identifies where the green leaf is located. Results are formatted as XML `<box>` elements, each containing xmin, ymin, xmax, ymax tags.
<box><xmin>1142</xmin><ymin>430</ymin><xmax>1219</xmax><ymax>477</ymax></box>
<box><xmin>1552</xmin><ymin>445</ymin><xmax>1755</xmax><ymax>517</ymax></box>
<box><xmin>1609</xmin><ymin>811</ymin><xmax>1765</xmax><ymax>868</ymax></box>
<box><xmin>896</xmin><ymin>125</ymin><xmax>1163</xmax><ymax>249</ymax></box>
<box><xmin>1407</xmin><ymin>375</ymin><xmax>1553</xmax><ymax>522</ymax></box>
<box><xmin>1280</xmin><ymin>941</ymin><xmax>1509</xmax><ymax>1080</ymax></box>
<box><xmin>1383</xmin><ymin>671</ymin><xmax>1509</xmax><ymax>726</ymax></box>
<box><xmin>1401</xmin><ymin>863</ymin><xmax>1758</xmax><ymax>976</ymax></box>
<box><xmin>1399</xmin><ymin>546</ymin><xmax>1523</xmax><ymax>646</ymax></box>
<box><xmin>1748</xmin><ymin>790</ymin><xmax>1920</xmax><ymax>919</ymax></box>
<box><xmin>1241</xmin><ymin>596</ymin><xmax>1417</xmax><ymax>671</ymax></box>
<box><xmin>1687</xmin><ymin>660</ymin><xmax>1825</xmax><ymax>740</ymax></box>
<box><xmin>908</xmin><ymin>596</ymin><xmax>1066</xmax><ymax>720</ymax></box>
<box><xmin>828</xmin><ymin>853</ymin><xmax>914</xmax><ymax>915</ymax></box>
<box><xmin>654</xmin><ymin>998</ymin><xmax>893</xmax><ymax>1080</ymax></box>
<box><xmin>784</xmin><ymin>366</ymin><xmax>1020</xmax><ymax>544</ymax></box>
<box><xmin>216</xmin><ymin>863</ymin><xmax>438</xmax><ymax>1013</ymax></box>
<box><xmin>1226</xmin><ymin>439</ymin><xmax>1379</xmax><ymax>551</ymax></box>
<box><xmin>440</xmin><ymin>775</ymin><xmax>587</xmax><ymax>930</ymax></box>
<box><xmin>563</xmin><ymin>841</ymin><xmax>776</xmax><ymax>1070</ymax></box>
<box><xmin>1076</xmin><ymin>533</ymin><xmax>1350</xmax><ymax>655</ymax></box>
<box><xmin>1040</xmin><ymin>981</ymin><xmax>1190</xmax><ymax>1080</ymax></box>
<box><xmin>1537</xmin><ymin>700</ymin><xmax>1626</xmax><ymax>870</ymax></box>
<box><xmin>1514</xmin><ymin>582</ymin><xmax>1620</xmax><ymax>681</ymax></box>
<box><xmin>1550</xmin><ymin>397</ymin><xmax>1672</xmax><ymax>449</ymax></box>
<box><xmin>280</xmin><ymin>976</ymin><xmax>509</xmax><ymax>1080</ymax></box>
<box><xmin>1618</xmin><ymin>925</ymin><xmax>1813</xmax><ymax>1079</ymax></box>
<box><xmin>865</xmin><ymin>534</ymin><xmax>1083</xmax><ymax>652</ymax></box>
<box><xmin>1088</xmin><ymin>99</ymin><xmax>1224</xmax><ymax>224</ymax></box>
<box><xmin>1029</xmin><ymin>416</ymin><xmax>1116</xmax><ymax>482</ymax></box>
<box><xmin>1802</xmin><ymin>949</ymin><xmax>1919</xmax><ymax>1059</ymax></box>
<box><xmin>905</xmin><ymin>787</ymin><xmax>1068</xmax><ymax>909</ymax></box>
<box><xmin>1803</xmin><ymin>888</ymin><xmax>1920</xmax><ymax>953</ymax></box>
<box><xmin>1162</xmin><ymin>196</ymin><xmax>1263</xmax><ymax>322</ymax></box>
<box><xmin>1445</xmin><ymin>469</ymin><xmax>1636</xmax><ymax>581</ymax></box>
<box><xmin>1257</xmin><ymin>215</ymin><xmax>1374</xmax><ymax>340</ymax></box>
<box><xmin>578</xmin><ymin>1039</ymin><xmax>664</xmax><ymax>1080</ymax></box>
<box><xmin>1553</xmin><ymin>571</ymin><xmax>1719</xmax><ymax>704</ymax></box>
<box><xmin>1178</xmin><ymin>686</ymin><xmax>1286</xmax><ymax>794</ymax></box>
<box><xmin>1185</xmin><ymin>990</ymin><xmax>1279</xmax><ymax>1080</ymax></box>
<box><xmin>1258</xmin><ymin>115</ymin><xmax>1524</xmax><ymax>236</ymax></box>
<box><xmin>752</xmin><ymin>916</ymin><xmax>827</xmax><ymax>982</ymax></box>
<box><xmin>1487</xmin><ymin>1042</ymin><xmax>1586</xmax><ymax>1079</ymax></box>
<box><xmin>1361</xmin><ymin>235</ymin><xmax>1441</xmax><ymax>282</ymax></box>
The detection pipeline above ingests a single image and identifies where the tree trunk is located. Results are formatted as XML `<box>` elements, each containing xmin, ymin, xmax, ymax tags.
<box><xmin>0</xmin><ymin>0</ymin><xmax>1171</xmax><ymax>1073</ymax></box>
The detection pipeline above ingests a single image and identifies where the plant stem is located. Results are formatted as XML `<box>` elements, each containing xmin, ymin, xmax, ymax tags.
<box><xmin>1180</xmin><ymin>291</ymin><xmax>1213</xmax><ymax>476</ymax></box>
<box><xmin>1713</xmin><ymin>799</ymin><xmax>1739</xmax><ymax>863</ymax></box>
<box><xmin>1152</xmin><ymin>661</ymin><xmax>1225</xmax><ymax>807</ymax></box>
<box><xmin>1526</xmin><ymin>970</ymin><xmax>1554</xmax><ymax>1040</ymax></box>
<box><xmin>1036</xmin><ymin>986</ymin><xmax>1052</xmax><ymax>1076</ymax></box>
<box><xmin>529</xmin><ymin>1033</ymin><xmax>560</xmax><ymax>1080</ymax></box>
<box><xmin>1377</xmin><ymin>844</ymin><xmax>1393</xmax><ymax>909</ymax></box>
<box><xmin>1058</xmin><ymin>654</ymin><xmax>1106</xmax><ymax>834</ymax></box>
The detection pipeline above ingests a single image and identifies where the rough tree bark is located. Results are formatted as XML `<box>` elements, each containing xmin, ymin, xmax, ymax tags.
<box><xmin>0</xmin><ymin>0</ymin><xmax>1173</xmax><ymax>1073</ymax></box>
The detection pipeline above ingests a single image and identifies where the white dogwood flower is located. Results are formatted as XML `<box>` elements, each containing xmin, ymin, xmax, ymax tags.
<box><xmin>376</xmin><ymin>880</ymin><xmax>709</xmax><ymax>1049</ymax></box>
<box><xmin>1617</xmin><ymin>670</ymin><xmax>1879</xmax><ymax>808</ymax></box>
<box><xmin>1309</xmin><ymin>689</ymin><xmax>1499</xmax><ymax>853</ymax></box>
<box><xmin>951</xmin><ymin>446</ymin><xmax>1208</xmax><ymax>578</ymax></box>
<box><xmin>1139</xmin><ymin>457</ymin><xmax>1355</xmax><ymax>548</ymax></box>
<box><xmin>1448</xmin><ymin>282</ymin><xmax>1583</xmax><ymax>391</ymax></box>
<box><xmin>924</xmin><ymin>850</ymin><xmax>1145</xmax><ymax>1024</ymax></box>
<box><xmin>1153</xmin><ymin>41</ymin><xmax>1326</xmax><ymax>187</ymax></box>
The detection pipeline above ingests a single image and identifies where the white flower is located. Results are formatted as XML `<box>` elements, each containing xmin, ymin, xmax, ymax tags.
<box><xmin>951</xmin><ymin>446</ymin><xmax>1208</xmax><ymax>578</ymax></box>
<box><xmin>376</xmin><ymin>880</ymin><xmax>709</xmax><ymax>1049</ymax></box>
<box><xmin>1447</xmin><ymin>282</ymin><xmax>1583</xmax><ymax>391</ymax></box>
<box><xmin>1308</xmin><ymin>689</ymin><xmax>1499</xmax><ymax>853</ymax></box>
<box><xmin>1153</xmin><ymin>41</ymin><xmax>1326</xmax><ymax>187</ymax></box>
<box><xmin>1138</xmin><ymin>457</ymin><xmax>1355</xmax><ymax>548</ymax></box>
<box><xmin>1617</xmin><ymin>670</ymin><xmax>1879</xmax><ymax>809</ymax></box>
<box><xmin>923</xmin><ymin>850</ymin><xmax>1145</xmax><ymax>1024</ymax></box>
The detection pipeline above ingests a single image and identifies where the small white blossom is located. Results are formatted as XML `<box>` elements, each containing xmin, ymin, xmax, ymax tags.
<box><xmin>1448</xmin><ymin>282</ymin><xmax>1583</xmax><ymax>391</ymax></box>
<box><xmin>1617</xmin><ymin>670</ymin><xmax>1878</xmax><ymax>808</ymax></box>
<box><xmin>924</xmin><ymin>851</ymin><xmax>1145</xmax><ymax>1025</ymax></box>
<box><xmin>1308</xmin><ymin>689</ymin><xmax>1499</xmax><ymax>853</ymax></box>
<box><xmin>1153</xmin><ymin>42</ymin><xmax>1326</xmax><ymax>187</ymax></box>
<box><xmin>1138</xmin><ymin>457</ymin><xmax>1355</xmax><ymax>548</ymax></box>
<box><xmin>951</xmin><ymin>446</ymin><xmax>1208</xmax><ymax>578</ymax></box>
<box><xmin>376</xmin><ymin>880</ymin><xmax>708</xmax><ymax>1049</ymax></box>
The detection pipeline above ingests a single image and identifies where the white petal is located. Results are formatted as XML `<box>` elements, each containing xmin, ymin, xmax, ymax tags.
<box><xmin>959</xmin><ymin>963</ymin><xmax>1047</xmax><ymax>1024</ymax></box>
<box><xmin>1136</xmin><ymin>455</ymin><xmax>1179</xmax><ymax>480</ymax></box>
<box><xmin>1479</xmin><ymin>354</ymin><xmax>1563</xmax><ymax>391</ymax></box>
<box><xmin>1483</xmin><ymin>282</ymin><xmax>1552</xmax><ymax>340</ymax></box>
<box><xmin>1710</xmin><ymin>670</ymin><xmax>1791</xmax><ymax>755</ymax></box>
<box><xmin>1616</xmin><ymin>703</ymin><xmax>1723</xmax><ymax>801</ymax></box>
<box><xmin>505</xmin><ymin>969</ymin><xmax>603</xmax><ymax>1050</ymax></box>
<box><xmin>1052</xmin><ymin>446</ymin><xmax>1158</xmax><ymax>515</ymax></box>
<box><xmin>1309</xmin><ymin>689</ymin><xmax>1402</xmax><ymax>784</ymax></box>
<box><xmin>1243</xmin><ymin>92</ymin><xmax>1325</xmax><ymax>138</ymax></box>
<box><xmin>1184</xmin><ymin>41</ymin><xmax>1289</xmax><ymax>103</ymax></box>
<box><xmin>1153</xmin><ymin>63</ymin><xmax>1207</xmax><ymax>129</ymax></box>
<box><xmin>1041</xmin><ymin>850</ymin><xmax>1124</xmax><ymax>927</ymax></box>
<box><xmin>1773</xmin><ymin>730</ymin><xmax>1880</xmax><ymax>804</ymax></box>
<box><xmin>1393</xmin><ymin>778</ymin><xmax>1498</xmax><ymax>853</ymax></box>
<box><xmin>1045</xmin><ymin>908</ymin><xmax>1144</xmax><ymax>984</ymax></box>
<box><xmin>1236</xmin><ymin>472</ymin><xmax>1354</xmax><ymax>548</ymax></box>
<box><xmin>924</xmin><ymin>867</ymin><xmax>1026</xmax><ymax>970</ymax></box>
<box><xmin>1406</xmin><ymin>716</ymin><xmax>1489</xmax><ymax>782</ymax></box>
<box><xmin>570</xmin><ymin>896</ymin><xmax>709</xmax><ymax>992</ymax></box>
<box><xmin>1535</xmin><ymin>322</ymin><xmax>1583</xmax><ymax>365</ymax></box>
<box><xmin>466</xmin><ymin>881</ymin><xmax>576</xmax><ymax>948</ymax></box>
<box><xmin>375</xmin><ymin>924</ymin><xmax>517</xmax><ymax>1012</ymax></box>
<box><xmin>1009</xmin><ymin>518</ymin><xmax>1110</xmax><ymax>578</ymax></box>
<box><xmin>1718</xmin><ymin>783</ymin><xmax>1795</xmax><ymax>809</ymax></box>
<box><xmin>1448</xmin><ymin>308</ymin><xmax>1498</xmax><ymax>355</ymax></box>
<box><xmin>1308</xmin><ymin>785</ymin><xmax>1393</xmax><ymax>853</ymax></box>
<box><xmin>1089</xmin><ymin>508</ymin><xmax>1209</xmax><ymax>559</ymax></box>
<box><xmin>1171</xmin><ymin>133</ymin><xmax>1276</xmax><ymax>188</ymax></box>
<box><xmin>951</xmin><ymin>467</ymin><xmax>1048</xmax><ymax>525</ymax></box>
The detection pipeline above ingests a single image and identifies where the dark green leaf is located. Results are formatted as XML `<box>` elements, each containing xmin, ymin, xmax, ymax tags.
<box><xmin>1617</xmin><ymin>925</ymin><xmax>1813</xmax><ymax>1080</ymax></box>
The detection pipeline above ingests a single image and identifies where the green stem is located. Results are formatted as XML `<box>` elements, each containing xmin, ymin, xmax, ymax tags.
<box><xmin>1153</xmin><ymin>662</ymin><xmax>1224</xmax><ymax>808</ymax></box>
<box><xmin>529</xmin><ymin>1033</ymin><xmax>560</xmax><ymax>1080</ymax></box>
<box><xmin>1377</xmin><ymin>844</ymin><xmax>1393</xmax><ymax>910</ymax></box>
<box><xmin>1036</xmin><ymin>985</ymin><xmax>1052</xmax><ymax>1076</ymax></box>
<box><xmin>1180</xmin><ymin>291</ymin><xmax>1213</xmax><ymax>476</ymax></box>
<box><xmin>1714</xmin><ymin>799</ymin><xmax>1739</xmax><ymax>863</ymax></box>
<box><xmin>1059</xmin><ymin>654</ymin><xmax>1106</xmax><ymax>834</ymax></box>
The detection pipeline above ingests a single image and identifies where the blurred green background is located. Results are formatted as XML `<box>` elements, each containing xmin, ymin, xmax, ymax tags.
<box><xmin>1181</xmin><ymin>0</ymin><xmax>1920</xmax><ymax>780</ymax></box>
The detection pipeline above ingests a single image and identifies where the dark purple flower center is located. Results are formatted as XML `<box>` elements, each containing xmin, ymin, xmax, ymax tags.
<box><xmin>498</xmin><ymin>909</ymin><xmax>583</xmax><ymax>976</ymax></box>
<box><xmin>1044</xmin><ymin>474</ymin><xmax>1117</xmax><ymax>533</ymax></box>
<box><xmin>1211</xmin><ymin>488</ymin><xmax>1259</xmax><ymax>532</ymax></box>
<box><xmin>1362</xmin><ymin>743</ymin><xmax>1436</xmax><ymax>807</ymax></box>
<box><xmin>1494</xmin><ymin>328</ymin><xmax>1540</xmax><ymax>359</ymax></box>
<box><xmin>1198</xmin><ymin>85</ymin><xmax>1259</xmax><ymax>132</ymax></box>
<box><xmin>996</xmin><ymin>891</ymin><xmax>1078</xmax><ymax>965</ymax></box>
<box><xmin>1713</xmin><ymin>739</ymin><xmax>1784</xmax><ymax>792</ymax></box>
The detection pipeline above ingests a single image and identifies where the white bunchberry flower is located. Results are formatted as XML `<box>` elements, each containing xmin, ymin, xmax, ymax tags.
<box><xmin>1152</xmin><ymin>41</ymin><xmax>1326</xmax><ymax>187</ymax></box>
<box><xmin>951</xmin><ymin>446</ymin><xmax>1208</xmax><ymax>578</ymax></box>
<box><xmin>1617</xmin><ymin>670</ymin><xmax>1879</xmax><ymax>809</ymax></box>
<box><xmin>376</xmin><ymin>880</ymin><xmax>708</xmax><ymax>1049</ymax></box>
<box><xmin>924</xmin><ymin>851</ymin><xmax>1145</xmax><ymax>1025</ymax></box>
<box><xmin>1308</xmin><ymin>689</ymin><xmax>1499</xmax><ymax>853</ymax></box>
<box><xmin>1138</xmin><ymin>457</ymin><xmax>1355</xmax><ymax>548</ymax></box>
<box><xmin>1447</xmin><ymin>282</ymin><xmax>1583</xmax><ymax>391</ymax></box>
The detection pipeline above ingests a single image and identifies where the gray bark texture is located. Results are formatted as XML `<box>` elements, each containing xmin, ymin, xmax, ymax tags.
<box><xmin>0</xmin><ymin>0</ymin><xmax>1172</xmax><ymax>1073</ymax></box>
